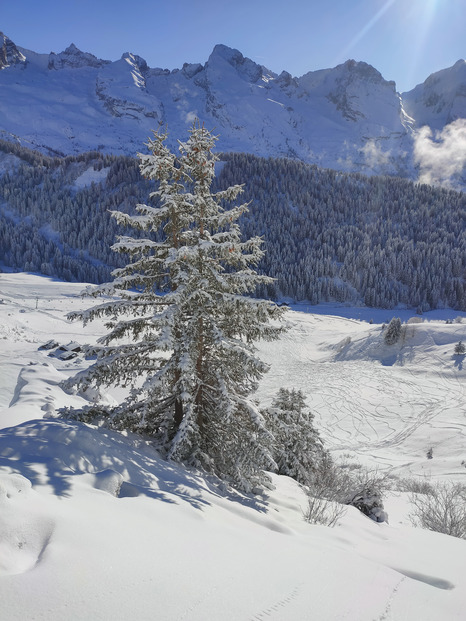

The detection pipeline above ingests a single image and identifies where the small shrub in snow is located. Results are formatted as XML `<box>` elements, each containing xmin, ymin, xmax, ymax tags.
<box><xmin>347</xmin><ymin>487</ymin><xmax>387</xmax><ymax>522</ymax></box>
<box><xmin>343</xmin><ymin>469</ymin><xmax>389</xmax><ymax>523</ymax></box>
<box><xmin>454</xmin><ymin>340</ymin><xmax>465</xmax><ymax>355</ymax></box>
<box><xmin>305</xmin><ymin>461</ymin><xmax>389</xmax><ymax>525</ymax></box>
<box><xmin>304</xmin><ymin>493</ymin><xmax>346</xmax><ymax>528</ymax></box>
<box><xmin>409</xmin><ymin>482</ymin><xmax>466</xmax><ymax>539</ymax></box>
<box><xmin>303</xmin><ymin>456</ymin><xmax>348</xmax><ymax>527</ymax></box>
<box><xmin>397</xmin><ymin>476</ymin><xmax>435</xmax><ymax>495</ymax></box>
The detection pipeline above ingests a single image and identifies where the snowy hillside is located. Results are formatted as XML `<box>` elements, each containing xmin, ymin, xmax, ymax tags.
<box><xmin>0</xmin><ymin>31</ymin><xmax>464</xmax><ymax>186</ymax></box>
<box><xmin>1</xmin><ymin>272</ymin><xmax>466</xmax><ymax>619</ymax></box>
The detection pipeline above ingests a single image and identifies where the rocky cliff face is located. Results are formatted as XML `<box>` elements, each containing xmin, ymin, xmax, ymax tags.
<box><xmin>47</xmin><ymin>43</ymin><xmax>109</xmax><ymax>70</ymax></box>
<box><xmin>0</xmin><ymin>33</ymin><xmax>464</xmax><ymax>187</ymax></box>
<box><xmin>0</xmin><ymin>32</ymin><xmax>25</xmax><ymax>70</ymax></box>
<box><xmin>402</xmin><ymin>59</ymin><xmax>466</xmax><ymax>130</ymax></box>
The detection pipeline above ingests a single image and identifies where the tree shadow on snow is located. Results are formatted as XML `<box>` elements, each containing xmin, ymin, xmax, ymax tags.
<box><xmin>0</xmin><ymin>419</ymin><xmax>211</xmax><ymax>510</ymax></box>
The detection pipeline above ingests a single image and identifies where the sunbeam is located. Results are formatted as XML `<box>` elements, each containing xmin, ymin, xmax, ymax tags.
<box><xmin>335</xmin><ymin>0</ymin><xmax>397</xmax><ymax>63</ymax></box>
<box><xmin>403</xmin><ymin>0</ymin><xmax>442</xmax><ymax>90</ymax></box>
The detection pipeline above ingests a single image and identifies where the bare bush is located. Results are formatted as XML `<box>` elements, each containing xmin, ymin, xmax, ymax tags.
<box><xmin>304</xmin><ymin>458</ymin><xmax>350</xmax><ymax>527</ymax></box>
<box><xmin>304</xmin><ymin>494</ymin><xmax>346</xmax><ymax>527</ymax></box>
<box><xmin>409</xmin><ymin>482</ymin><xmax>466</xmax><ymax>538</ymax></box>
<box><xmin>304</xmin><ymin>460</ymin><xmax>390</xmax><ymax>526</ymax></box>
<box><xmin>397</xmin><ymin>476</ymin><xmax>435</xmax><ymax>495</ymax></box>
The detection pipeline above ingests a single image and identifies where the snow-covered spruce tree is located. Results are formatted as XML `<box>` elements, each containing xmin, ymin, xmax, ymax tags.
<box><xmin>384</xmin><ymin>317</ymin><xmax>402</xmax><ymax>345</ymax></box>
<box><xmin>454</xmin><ymin>340</ymin><xmax>465</xmax><ymax>355</ymax></box>
<box><xmin>62</xmin><ymin>123</ymin><xmax>285</xmax><ymax>491</ymax></box>
<box><xmin>263</xmin><ymin>388</ymin><xmax>328</xmax><ymax>486</ymax></box>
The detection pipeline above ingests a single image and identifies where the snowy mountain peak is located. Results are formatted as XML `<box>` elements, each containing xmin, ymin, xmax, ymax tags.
<box><xmin>181</xmin><ymin>62</ymin><xmax>204</xmax><ymax>79</ymax></box>
<box><xmin>48</xmin><ymin>43</ymin><xmax>109</xmax><ymax>70</ymax></box>
<box><xmin>0</xmin><ymin>34</ymin><xmax>464</xmax><ymax>186</ymax></box>
<box><xmin>207</xmin><ymin>44</ymin><xmax>265</xmax><ymax>83</ymax></box>
<box><xmin>402</xmin><ymin>59</ymin><xmax>466</xmax><ymax>129</ymax></box>
<box><xmin>0</xmin><ymin>31</ymin><xmax>26</xmax><ymax>69</ymax></box>
<box><xmin>209</xmin><ymin>43</ymin><xmax>244</xmax><ymax>64</ymax></box>
<box><xmin>121</xmin><ymin>52</ymin><xmax>148</xmax><ymax>73</ymax></box>
<box><xmin>341</xmin><ymin>59</ymin><xmax>395</xmax><ymax>88</ymax></box>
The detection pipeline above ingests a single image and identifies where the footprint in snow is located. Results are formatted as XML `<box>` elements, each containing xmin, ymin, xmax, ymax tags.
<box><xmin>0</xmin><ymin>473</ymin><xmax>54</xmax><ymax>576</ymax></box>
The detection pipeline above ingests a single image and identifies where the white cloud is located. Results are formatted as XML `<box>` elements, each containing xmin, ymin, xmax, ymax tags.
<box><xmin>184</xmin><ymin>110</ymin><xmax>198</xmax><ymax>124</ymax></box>
<box><xmin>413</xmin><ymin>119</ymin><xmax>466</xmax><ymax>188</ymax></box>
<box><xmin>361</xmin><ymin>139</ymin><xmax>391</xmax><ymax>169</ymax></box>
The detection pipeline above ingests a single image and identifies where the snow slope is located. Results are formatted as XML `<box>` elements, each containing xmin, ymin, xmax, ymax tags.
<box><xmin>0</xmin><ymin>39</ymin><xmax>410</xmax><ymax>175</ymax></box>
<box><xmin>1</xmin><ymin>32</ymin><xmax>464</xmax><ymax>185</ymax></box>
<box><xmin>402</xmin><ymin>60</ymin><xmax>466</xmax><ymax>130</ymax></box>
<box><xmin>1</xmin><ymin>272</ymin><xmax>466</xmax><ymax>620</ymax></box>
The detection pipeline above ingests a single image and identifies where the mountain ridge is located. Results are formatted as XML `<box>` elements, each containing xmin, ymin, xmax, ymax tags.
<box><xmin>0</xmin><ymin>31</ymin><xmax>465</xmax><ymax>188</ymax></box>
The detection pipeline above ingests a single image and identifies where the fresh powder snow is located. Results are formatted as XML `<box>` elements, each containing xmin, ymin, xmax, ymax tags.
<box><xmin>0</xmin><ymin>272</ymin><xmax>465</xmax><ymax>620</ymax></box>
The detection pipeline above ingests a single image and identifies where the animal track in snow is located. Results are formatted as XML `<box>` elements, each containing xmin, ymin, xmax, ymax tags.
<box><xmin>251</xmin><ymin>582</ymin><xmax>303</xmax><ymax>620</ymax></box>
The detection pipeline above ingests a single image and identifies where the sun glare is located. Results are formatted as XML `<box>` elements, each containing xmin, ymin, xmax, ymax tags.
<box><xmin>336</xmin><ymin>0</ymin><xmax>397</xmax><ymax>62</ymax></box>
<box><xmin>403</xmin><ymin>0</ymin><xmax>442</xmax><ymax>88</ymax></box>
<box><xmin>332</xmin><ymin>0</ymin><xmax>448</xmax><ymax>89</ymax></box>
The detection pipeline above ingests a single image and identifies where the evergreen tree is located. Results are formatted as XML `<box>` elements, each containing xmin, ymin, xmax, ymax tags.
<box><xmin>384</xmin><ymin>317</ymin><xmax>402</xmax><ymax>345</ymax></box>
<box><xmin>454</xmin><ymin>340</ymin><xmax>465</xmax><ymax>355</ymax></box>
<box><xmin>62</xmin><ymin>123</ymin><xmax>285</xmax><ymax>491</ymax></box>
<box><xmin>263</xmin><ymin>388</ymin><xmax>328</xmax><ymax>485</ymax></box>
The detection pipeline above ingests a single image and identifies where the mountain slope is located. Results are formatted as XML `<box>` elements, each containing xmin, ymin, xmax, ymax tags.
<box><xmin>0</xmin><ymin>145</ymin><xmax>464</xmax><ymax>309</ymax></box>
<box><xmin>0</xmin><ymin>32</ymin><xmax>464</xmax><ymax>184</ymax></box>
<box><xmin>402</xmin><ymin>60</ymin><xmax>466</xmax><ymax>130</ymax></box>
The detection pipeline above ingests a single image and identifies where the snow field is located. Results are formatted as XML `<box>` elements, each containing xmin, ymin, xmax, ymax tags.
<box><xmin>0</xmin><ymin>272</ymin><xmax>466</xmax><ymax>620</ymax></box>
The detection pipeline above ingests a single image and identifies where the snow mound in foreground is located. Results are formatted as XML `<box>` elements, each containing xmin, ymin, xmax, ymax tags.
<box><xmin>0</xmin><ymin>418</ymin><xmax>466</xmax><ymax>620</ymax></box>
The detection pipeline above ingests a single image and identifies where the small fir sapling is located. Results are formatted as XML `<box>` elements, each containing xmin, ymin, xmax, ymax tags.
<box><xmin>263</xmin><ymin>388</ymin><xmax>328</xmax><ymax>486</ymax></box>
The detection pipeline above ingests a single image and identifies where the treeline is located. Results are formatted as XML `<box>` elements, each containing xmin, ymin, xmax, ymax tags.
<box><xmin>0</xmin><ymin>140</ymin><xmax>150</xmax><ymax>283</ymax></box>
<box><xmin>0</xmin><ymin>140</ymin><xmax>465</xmax><ymax>310</ymax></box>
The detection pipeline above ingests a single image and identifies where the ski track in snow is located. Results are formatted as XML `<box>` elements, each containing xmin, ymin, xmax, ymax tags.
<box><xmin>266</xmin><ymin>357</ymin><xmax>465</xmax><ymax>456</ymax></box>
<box><xmin>258</xmin><ymin>312</ymin><xmax>466</xmax><ymax>476</ymax></box>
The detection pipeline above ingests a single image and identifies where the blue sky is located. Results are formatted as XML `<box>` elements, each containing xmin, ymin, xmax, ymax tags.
<box><xmin>2</xmin><ymin>0</ymin><xmax>464</xmax><ymax>92</ymax></box>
